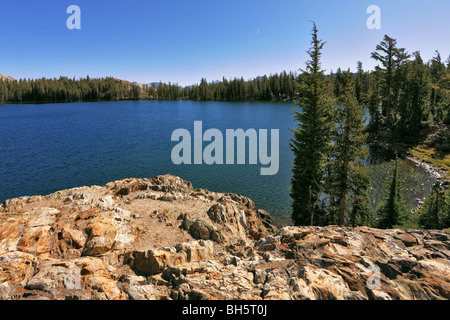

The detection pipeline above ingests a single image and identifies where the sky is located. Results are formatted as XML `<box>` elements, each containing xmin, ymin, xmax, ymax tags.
<box><xmin>0</xmin><ymin>0</ymin><xmax>449</xmax><ymax>86</ymax></box>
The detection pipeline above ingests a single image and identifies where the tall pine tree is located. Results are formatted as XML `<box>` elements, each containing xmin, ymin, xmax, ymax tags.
<box><xmin>371</xmin><ymin>35</ymin><xmax>410</xmax><ymax>125</ymax></box>
<box><xmin>290</xmin><ymin>23</ymin><xmax>333</xmax><ymax>226</ymax></box>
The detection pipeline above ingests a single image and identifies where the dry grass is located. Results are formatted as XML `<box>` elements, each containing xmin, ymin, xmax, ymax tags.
<box><xmin>410</xmin><ymin>146</ymin><xmax>450</xmax><ymax>179</ymax></box>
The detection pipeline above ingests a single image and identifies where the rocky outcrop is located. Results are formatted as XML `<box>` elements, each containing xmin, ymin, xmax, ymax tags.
<box><xmin>0</xmin><ymin>74</ymin><xmax>16</xmax><ymax>82</ymax></box>
<box><xmin>0</xmin><ymin>175</ymin><xmax>449</xmax><ymax>300</ymax></box>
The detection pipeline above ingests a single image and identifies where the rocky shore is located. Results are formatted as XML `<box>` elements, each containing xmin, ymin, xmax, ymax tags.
<box><xmin>406</xmin><ymin>155</ymin><xmax>448</xmax><ymax>182</ymax></box>
<box><xmin>368</xmin><ymin>124</ymin><xmax>450</xmax><ymax>188</ymax></box>
<box><xmin>0</xmin><ymin>175</ymin><xmax>449</xmax><ymax>300</ymax></box>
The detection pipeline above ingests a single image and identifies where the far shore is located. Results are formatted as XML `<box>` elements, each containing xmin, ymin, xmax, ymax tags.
<box><xmin>0</xmin><ymin>98</ymin><xmax>296</xmax><ymax>106</ymax></box>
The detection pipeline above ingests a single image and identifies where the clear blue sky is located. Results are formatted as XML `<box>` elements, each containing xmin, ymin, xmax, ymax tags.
<box><xmin>0</xmin><ymin>0</ymin><xmax>449</xmax><ymax>86</ymax></box>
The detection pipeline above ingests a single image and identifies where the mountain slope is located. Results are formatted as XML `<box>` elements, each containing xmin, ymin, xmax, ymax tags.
<box><xmin>0</xmin><ymin>74</ymin><xmax>16</xmax><ymax>82</ymax></box>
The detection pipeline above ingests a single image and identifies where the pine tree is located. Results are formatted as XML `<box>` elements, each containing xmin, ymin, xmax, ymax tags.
<box><xmin>419</xmin><ymin>183</ymin><xmax>447</xmax><ymax>229</ymax></box>
<box><xmin>290</xmin><ymin>23</ymin><xmax>333</xmax><ymax>226</ymax></box>
<box><xmin>349</xmin><ymin>166</ymin><xmax>372</xmax><ymax>227</ymax></box>
<box><xmin>376</xmin><ymin>157</ymin><xmax>409</xmax><ymax>229</ymax></box>
<box><xmin>355</xmin><ymin>61</ymin><xmax>364</xmax><ymax>103</ymax></box>
<box><xmin>334</xmin><ymin>68</ymin><xmax>344</xmax><ymax>98</ymax></box>
<box><xmin>444</xmin><ymin>191</ymin><xmax>450</xmax><ymax>228</ymax></box>
<box><xmin>367</xmin><ymin>67</ymin><xmax>383</xmax><ymax>132</ymax></box>
<box><xmin>397</xmin><ymin>51</ymin><xmax>430</xmax><ymax>136</ymax></box>
<box><xmin>429</xmin><ymin>51</ymin><xmax>449</xmax><ymax>122</ymax></box>
<box><xmin>327</xmin><ymin>71</ymin><xmax>370</xmax><ymax>226</ymax></box>
<box><xmin>371</xmin><ymin>35</ymin><xmax>410</xmax><ymax>125</ymax></box>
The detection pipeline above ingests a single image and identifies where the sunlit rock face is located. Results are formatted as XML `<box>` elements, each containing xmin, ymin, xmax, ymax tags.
<box><xmin>0</xmin><ymin>175</ymin><xmax>449</xmax><ymax>300</ymax></box>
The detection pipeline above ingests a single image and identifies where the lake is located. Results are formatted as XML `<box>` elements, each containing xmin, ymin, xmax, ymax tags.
<box><xmin>0</xmin><ymin>100</ymin><xmax>438</xmax><ymax>225</ymax></box>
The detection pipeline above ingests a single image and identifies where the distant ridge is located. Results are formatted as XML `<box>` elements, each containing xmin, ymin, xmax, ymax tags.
<box><xmin>133</xmin><ymin>81</ymin><xmax>185</xmax><ymax>90</ymax></box>
<box><xmin>133</xmin><ymin>81</ymin><xmax>161</xmax><ymax>88</ymax></box>
<box><xmin>0</xmin><ymin>74</ymin><xmax>16</xmax><ymax>82</ymax></box>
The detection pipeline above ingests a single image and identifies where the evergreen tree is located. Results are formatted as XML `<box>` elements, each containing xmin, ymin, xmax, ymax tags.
<box><xmin>429</xmin><ymin>51</ymin><xmax>449</xmax><ymax>122</ymax></box>
<box><xmin>419</xmin><ymin>183</ymin><xmax>448</xmax><ymax>229</ymax></box>
<box><xmin>367</xmin><ymin>67</ymin><xmax>383</xmax><ymax>132</ymax></box>
<box><xmin>355</xmin><ymin>61</ymin><xmax>364</xmax><ymax>103</ymax></box>
<box><xmin>349</xmin><ymin>166</ymin><xmax>372</xmax><ymax>227</ymax></box>
<box><xmin>397</xmin><ymin>51</ymin><xmax>430</xmax><ymax>136</ymax></box>
<box><xmin>334</xmin><ymin>68</ymin><xmax>344</xmax><ymax>98</ymax></box>
<box><xmin>444</xmin><ymin>191</ymin><xmax>450</xmax><ymax>228</ymax></box>
<box><xmin>371</xmin><ymin>35</ymin><xmax>410</xmax><ymax>125</ymax></box>
<box><xmin>376</xmin><ymin>157</ymin><xmax>410</xmax><ymax>229</ymax></box>
<box><xmin>326</xmin><ymin>71</ymin><xmax>370</xmax><ymax>226</ymax></box>
<box><xmin>326</xmin><ymin>71</ymin><xmax>335</xmax><ymax>99</ymax></box>
<box><xmin>290</xmin><ymin>23</ymin><xmax>333</xmax><ymax>226</ymax></box>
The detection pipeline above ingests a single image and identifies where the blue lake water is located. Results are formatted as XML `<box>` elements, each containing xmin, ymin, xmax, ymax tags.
<box><xmin>0</xmin><ymin>101</ymin><xmax>437</xmax><ymax>225</ymax></box>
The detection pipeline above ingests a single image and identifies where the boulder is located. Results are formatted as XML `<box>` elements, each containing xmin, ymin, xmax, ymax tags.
<box><xmin>82</xmin><ymin>217</ymin><xmax>117</xmax><ymax>256</ymax></box>
<box><xmin>395</xmin><ymin>233</ymin><xmax>417</xmax><ymax>247</ymax></box>
<box><xmin>60</xmin><ymin>228</ymin><xmax>87</xmax><ymax>249</ymax></box>
<box><xmin>127</xmin><ymin>284</ymin><xmax>166</xmax><ymax>300</ymax></box>
<box><xmin>17</xmin><ymin>208</ymin><xmax>59</xmax><ymax>255</ymax></box>
<box><xmin>130</xmin><ymin>240</ymin><xmax>214</xmax><ymax>276</ymax></box>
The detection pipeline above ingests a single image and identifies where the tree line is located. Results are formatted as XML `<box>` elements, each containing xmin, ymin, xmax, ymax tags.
<box><xmin>290</xmin><ymin>23</ymin><xmax>450</xmax><ymax>230</ymax></box>
<box><xmin>1</xmin><ymin>46</ymin><xmax>448</xmax><ymax>135</ymax></box>
<box><xmin>353</xmin><ymin>36</ymin><xmax>450</xmax><ymax>138</ymax></box>
<box><xmin>121</xmin><ymin>71</ymin><xmax>299</xmax><ymax>101</ymax></box>
<box><xmin>0</xmin><ymin>72</ymin><xmax>299</xmax><ymax>104</ymax></box>
<box><xmin>0</xmin><ymin>76</ymin><xmax>141</xmax><ymax>103</ymax></box>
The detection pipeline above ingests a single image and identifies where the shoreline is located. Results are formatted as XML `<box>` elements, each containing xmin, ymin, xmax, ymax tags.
<box><xmin>405</xmin><ymin>155</ymin><xmax>448</xmax><ymax>182</ymax></box>
<box><xmin>0</xmin><ymin>98</ymin><xmax>296</xmax><ymax>106</ymax></box>
<box><xmin>369</xmin><ymin>139</ymin><xmax>449</xmax><ymax>190</ymax></box>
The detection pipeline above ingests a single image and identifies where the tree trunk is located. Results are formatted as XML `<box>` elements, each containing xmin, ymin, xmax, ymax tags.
<box><xmin>338</xmin><ymin>190</ymin><xmax>346</xmax><ymax>226</ymax></box>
